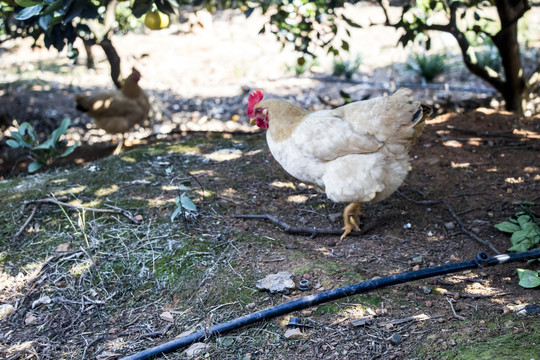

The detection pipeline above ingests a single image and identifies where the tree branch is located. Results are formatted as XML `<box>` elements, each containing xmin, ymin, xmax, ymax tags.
<box><xmin>232</xmin><ymin>213</ymin><xmax>399</xmax><ymax>239</ymax></box>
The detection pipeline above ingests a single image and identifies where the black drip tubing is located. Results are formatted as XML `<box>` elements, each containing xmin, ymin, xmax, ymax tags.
<box><xmin>121</xmin><ymin>249</ymin><xmax>540</xmax><ymax>360</ymax></box>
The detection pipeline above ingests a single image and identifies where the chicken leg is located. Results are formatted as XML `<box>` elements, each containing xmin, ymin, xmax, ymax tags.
<box><xmin>112</xmin><ymin>133</ymin><xmax>125</xmax><ymax>155</ymax></box>
<box><xmin>341</xmin><ymin>202</ymin><xmax>362</xmax><ymax>239</ymax></box>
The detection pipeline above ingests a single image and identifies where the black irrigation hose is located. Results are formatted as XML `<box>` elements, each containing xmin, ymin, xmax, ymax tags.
<box><xmin>121</xmin><ymin>249</ymin><xmax>540</xmax><ymax>360</ymax></box>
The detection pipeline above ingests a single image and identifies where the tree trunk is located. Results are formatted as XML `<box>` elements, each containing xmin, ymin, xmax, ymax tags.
<box><xmin>83</xmin><ymin>42</ymin><xmax>95</xmax><ymax>69</ymax></box>
<box><xmin>493</xmin><ymin>0</ymin><xmax>530</xmax><ymax>114</ymax></box>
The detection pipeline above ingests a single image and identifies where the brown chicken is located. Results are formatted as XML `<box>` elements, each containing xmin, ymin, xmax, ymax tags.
<box><xmin>75</xmin><ymin>68</ymin><xmax>151</xmax><ymax>153</ymax></box>
<box><xmin>247</xmin><ymin>88</ymin><xmax>431</xmax><ymax>239</ymax></box>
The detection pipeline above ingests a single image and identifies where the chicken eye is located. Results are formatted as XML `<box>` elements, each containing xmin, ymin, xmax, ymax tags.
<box><xmin>256</xmin><ymin>109</ymin><xmax>261</xmax><ymax>113</ymax></box>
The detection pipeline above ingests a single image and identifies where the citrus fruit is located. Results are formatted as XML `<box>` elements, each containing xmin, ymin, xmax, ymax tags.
<box><xmin>144</xmin><ymin>10</ymin><xmax>169</xmax><ymax>30</ymax></box>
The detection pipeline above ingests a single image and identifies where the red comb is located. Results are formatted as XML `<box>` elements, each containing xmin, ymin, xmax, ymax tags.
<box><xmin>247</xmin><ymin>90</ymin><xmax>264</xmax><ymax>117</ymax></box>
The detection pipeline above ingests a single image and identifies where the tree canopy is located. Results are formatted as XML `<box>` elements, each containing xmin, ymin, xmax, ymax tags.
<box><xmin>1</xmin><ymin>0</ymin><xmax>538</xmax><ymax>113</ymax></box>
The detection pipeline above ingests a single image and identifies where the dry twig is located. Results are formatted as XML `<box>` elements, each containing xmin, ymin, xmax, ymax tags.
<box><xmin>13</xmin><ymin>197</ymin><xmax>141</xmax><ymax>241</ymax></box>
<box><xmin>232</xmin><ymin>213</ymin><xmax>399</xmax><ymax>238</ymax></box>
<box><xmin>442</xmin><ymin>291</ymin><xmax>511</xmax><ymax>300</ymax></box>
<box><xmin>11</xmin><ymin>204</ymin><xmax>38</xmax><ymax>241</ymax></box>
<box><xmin>445</xmin><ymin>298</ymin><xmax>465</xmax><ymax>320</ymax></box>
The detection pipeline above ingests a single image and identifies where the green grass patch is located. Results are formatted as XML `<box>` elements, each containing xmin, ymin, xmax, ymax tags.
<box><xmin>436</xmin><ymin>331</ymin><xmax>540</xmax><ymax>360</ymax></box>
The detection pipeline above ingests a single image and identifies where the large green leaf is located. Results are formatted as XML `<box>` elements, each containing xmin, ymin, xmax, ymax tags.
<box><xmin>51</xmin><ymin>118</ymin><xmax>70</xmax><ymax>144</ymax></box>
<box><xmin>15</xmin><ymin>0</ymin><xmax>42</xmax><ymax>7</ymax></box>
<box><xmin>27</xmin><ymin>161</ymin><xmax>44</xmax><ymax>173</ymax></box>
<box><xmin>180</xmin><ymin>193</ymin><xmax>197</xmax><ymax>212</ymax></box>
<box><xmin>15</xmin><ymin>4</ymin><xmax>43</xmax><ymax>20</ymax></box>
<box><xmin>60</xmin><ymin>144</ymin><xmax>77</xmax><ymax>158</ymax></box>
<box><xmin>131</xmin><ymin>0</ymin><xmax>153</xmax><ymax>18</ymax></box>
<box><xmin>6</xmin><ymin>139</ymin><xmax>20</xmax><ymax>149</ymax></box>
<box><xmin>494</xmin><ymin>221</ymin><xmax>520</xmax><ymax>233</ymax></box>
<box><xmin>517</xmin><ymin>269</ymin><xmax>540</xmax><ymax>288</ymax></box>
<box><xmin>34</xmin><ymin>138</ymin><xmax>54</xmax><ymax>150</ymax></box>
<box><xmin>170</xmin><ymin>206</ymin><xmax>182</xmax><ymax>222</ymax></box>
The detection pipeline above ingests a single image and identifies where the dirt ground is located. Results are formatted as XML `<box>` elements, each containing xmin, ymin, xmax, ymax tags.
<box><xmin>1</xmin><ymin>7</ymin><xmax>540</xmax><ymax>360</ymax></box>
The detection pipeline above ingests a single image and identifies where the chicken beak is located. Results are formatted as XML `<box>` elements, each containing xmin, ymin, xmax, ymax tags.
<box><xmin>250</xmin><ymin>118</ymin><xmax>257</xmax><ymax>125</ymax></box>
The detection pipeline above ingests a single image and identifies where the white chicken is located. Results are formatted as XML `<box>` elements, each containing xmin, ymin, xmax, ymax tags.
<box><xmin>247</xmin><ymin>88</ymin><xmax>431</xmax><ymax>239</ymax></box>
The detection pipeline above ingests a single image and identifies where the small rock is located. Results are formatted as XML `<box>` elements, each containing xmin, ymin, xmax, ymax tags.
<box><xmin>32</xmin><ymin>295</ymin><xmax>52</xmax><ymax>309</ymax></box>
<box><xmin>423</xmin><ymin>286</ymin><xmax>432</xmax><ymax>294</ymax></box>
<box><xmin>328</xmin><ymin>212</ymin><xmax>341</xmax><ymax>222</ymax></box>
<box><xmin>403</xmin><ymin>223</ymin><xmax>412</xmax><ymax>229</ymax></box>
<box><xmin>25</xmin><ymin>313</ymin><xmax>38</xmax><ymax>325</ymax></box>
<box><xmin>134</xmin><ymin>214</ymin><xmax>144</xmax><ymax>222</ymax></box>
<box><xmin>0</xmin><ymin>304</ymin><xmax>15</xmax><ymax>321</ymax></box>
<box><xmin>375</xmin><ymin>308</ymin><xmax>387</xmax><ymax>316</ymax></box>
<box><xmin>184</xmin><ymin>342</ymin><xmax>209</xmax><ymax>357</ymax></box>
<box><xmin>425</xmin><ymin>158</ymin><xmax>441</xmax><ymax>166</ymax></box>
<box><xmin>444</xmin><ymin>222</ymin><xmax>455</xmax><ymax>230</ymax></box>
<box><xmin>388</xmin><ymin>333</ymin><xmax>402</xmax><ymax>345</ymax></box>
<box><xmin>159</xmin><ymin>311</ymin><xmax>174</xmax><ymax>322</ymax></box>
<box><xmin>471</xmin><ymin>227</ymin><xmax>480</xmax><ymax>234</ymax></box>
<box><xmin>302</xmin><ymin>274</ymin><xmax>311</xmax><ymax>280</ymax></box>
<box><xmin>55</xmin><ymin>242</ymin><xmax>72</xmax><ymax>253</ymax></box>
<box><xmin>256</xmin><ymin>271</ymin><xmax>295</xmax><ymax>294</ymax></box>
<box><xmin>412</xmin><ymin>265</ymin><xmax>421</xmax><ymax>271</ymax></box>
<box><xmin>284</xmin><ymin>328</ymin><xmax>304</xmax><ymax>340</ymax></box>
<box><xmin>411</xmin><ymin>256</ymin><xmax>423</xmax><ymax>264</ymax></box>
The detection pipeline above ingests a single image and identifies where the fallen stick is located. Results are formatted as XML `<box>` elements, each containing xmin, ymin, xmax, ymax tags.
<box><xmin>376</xmin><ymin>313</ymin><xmax>444</xmax><ymax>327</ymax></box>
<box><xmin>12</xmin><ymin>197</ymin><xmax>141</xmax><ymax>241</ymax></box>
<box><xmin>11</xmin><ymin>204</ymin><xmax>38</xmax><ymax>241</ymax></box>
<box><xmin>24</xmin><ymin>198</ymin><xmax>140</xmax><ymax>223</ymax></box>
<box><xmin>445</xmin><ymin>297</ymin><xmax>465</xmax><ymax>320</ymax></box>
<box><xmin>442</xmin><ymin>291</ymin><xmax>511</xmax><ymax>300</ymax></box>
<box><xmin>232</xmin><ymin>213</ymin><xmax>398</xmax><ymax>238</ymax></box>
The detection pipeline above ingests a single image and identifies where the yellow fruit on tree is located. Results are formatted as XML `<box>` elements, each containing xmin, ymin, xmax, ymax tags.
<box><xmin>144</xmin><ymin>10</ymin><xmax>169</xmax><ymax>30</ymax></box>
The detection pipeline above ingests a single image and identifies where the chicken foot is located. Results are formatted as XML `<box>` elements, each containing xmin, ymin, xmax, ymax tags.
<box><xmin>341</xmin><ymin>202</ymin><xmax>362</xmax><ymax>239</ymax></box>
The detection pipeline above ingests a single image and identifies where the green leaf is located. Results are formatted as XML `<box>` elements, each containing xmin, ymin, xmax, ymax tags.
<box><xmin>34</xmin><ymin>138</ymin><xmax>54</xmax><ymax>150</ymax></box>
<box><xmin>6</xmin><ymin>139</ymin><xmax>20</xmax><ymax>148</ymax></box>
<box><xmin>15</xmin><ymin>0</ymin><xmax>42</xmax><ymax>7</ymax></box>
<box><xmin>180</xmin><ymin>193</ymin><xmax>197</xmax><ymax>212</ymax></box>
<box><xmin>28</xmin><ymin>161</ymin><xmax>43</xmax><ymax>173</ymax></box>
<box><xmin>18</xmin><ymin>122</ymin><xmax>33</xmax><ymax>136</ymax></box>
<box><xmin>170</xmin><ymin>206</ymin><xmax>182</xmax><ymax>222</ymax></box>
<box><xmin>50</xmin><ymin>118</ymin><xmax>70</xmax><ymax>144</ymax></box>
<box><xmin>177</xmin><ymin>184</ymin><xmax>190</xmax><ymax>191</ymax></box>
<box><xmin>516</xmin><ymin>269</ymin><xmax>540</xmax><ymax>288</ymax></box>
<box><xmin>517</xmin><ymin>215</ymin><xmax>533</xmax><ymax>228</ymax></box>
<box><xmin>510</xmin><ymin>229</ymin><xmax>532</xmax><ymax>246</ymax></box>
<box><xmin>41</xmin><ymin>0</ymin><xmax>63</xmax><ymax>15</ymax></box>
<box><xmin>60</xmin><ymin>144</ymin><xmax>77</xmax><ymax>157</ymax></box>
<box><xmin>15</xmin><ymin>4</ymin><xmax>43</xmax><ymax>20</ymax></box>
<box><xmin>508</xmin><ymin>241</ymin><xmax>532</xmax><ymax>253</ymax></box>
<box><xmin>131</xmin><ymin>0</ymin><xmax>153</xmax><ymax>18</ymax></box>
<box><xmin>494</xmin><ymin>221</ymin><xmax>521</xmax><ymax>233</ymax></box>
